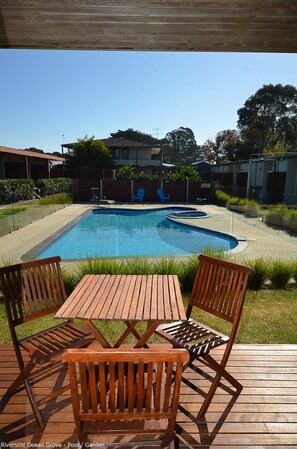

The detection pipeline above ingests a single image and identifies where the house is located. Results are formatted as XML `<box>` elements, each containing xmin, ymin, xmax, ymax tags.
<box><xmin>101</xmin><ymin>138</ymin><xmax>161</xmax><ymax>174</ymax></box>
<box><xmin>61</xmin><ymin>138</ymin><xmax>162</xmax><ymax>176</ymax></box>
<box><xmin>0</xmin><ymin>146</ymin><xmax>65</xmax><ymax>180</ymax></box>
<box><xmin>211</xmin><ymin>153</ymin><xmax>297</xmax><ymax>205</ymax></box>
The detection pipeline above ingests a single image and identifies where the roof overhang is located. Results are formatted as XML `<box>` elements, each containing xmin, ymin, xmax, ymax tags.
<box><xmin>0</xmin><ymin>146</ymin><xmax>65</xmax><ymax>162</ymax></box>
<box><xmin>0</xmin><ymin>1</ymin><xmax>296</xmax><ymax>53</ymax></box>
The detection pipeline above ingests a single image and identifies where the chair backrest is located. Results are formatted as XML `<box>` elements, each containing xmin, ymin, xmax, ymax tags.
<box><xmin>137</xmin><ymin>188</ymin><xmax>145</xmax><ymax>199</ymax></box>
<box><xmin>0</xmin><ymin>256</ymin><xmax>67</xmax><ymax>327</ymax></box>
<box><xmin>156</xmin><ymin>188</ymin><xmax>164</xmax><ymax>200</ymax></box>
<box><xmin>90</xmin><ymin>187</ymin><xmax>100</xmax><ymax>199</ymax></box>
<box><xmin>189</xmin><ymin>254</ymin><xmax>252</xmax><ymax>324</ymax></box>
<box><xmin>63</xmin><ymin>348</ymin><xmax>188</xmax><ymax>442</ymax></box>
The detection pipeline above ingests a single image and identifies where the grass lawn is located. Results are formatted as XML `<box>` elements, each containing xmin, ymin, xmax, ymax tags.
<box><xmin>0</xmin><ymin>289</ymin><xmax>296</xmax><ymax>345</ymax></box>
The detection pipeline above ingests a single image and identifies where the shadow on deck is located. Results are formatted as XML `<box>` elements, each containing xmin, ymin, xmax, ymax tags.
<box><xmin>1</xmin><ymin>344</ymin><xmax>297</xmax><ymax>448</ymax></box>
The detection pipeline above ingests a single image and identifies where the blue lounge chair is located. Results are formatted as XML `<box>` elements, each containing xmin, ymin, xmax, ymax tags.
<box><xmin>132</xmin><ymin>188</ymin><xmax>145</xmax><ymax>203</ymax></box>
<box><xmin>156</xmin><ymin>187</ymin><xmax>170</xmax><ymax>203</ymax></box>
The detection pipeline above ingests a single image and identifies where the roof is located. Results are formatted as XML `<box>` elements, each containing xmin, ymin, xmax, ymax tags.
<box><xmin>101</xmin><ymin>138</ymin><xmax>157</xmax><ymax>149</ymax></box>
<box><xmin>62</xmin><ymin>138</ymin><xmax>159</xmax><ymax>150</ymax></box>
<box><xmin>0</xmin><ymin>1</ymin><xmax>296</xmax><ymax>53</ymax></box>
<box><xmin>0</xmin><ymin>146</ymin><xmax>65</xmax><ymax>162</ymax></box>
<box><xmin>191</xmin><ymin>160</ymin><xmax>212</xmax><ymax>166</ymax></box>
<box><xmin>213</xmin><ymin>152</ymin><xmax>297</xmax><ymax>167</ymax></box>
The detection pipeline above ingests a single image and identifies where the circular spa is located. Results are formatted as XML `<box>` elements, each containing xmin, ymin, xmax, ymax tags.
<box><xmin>167</xmin><ymin>210</ymin><xmax>211</xmax><ymax>219</ymax></box>
<box><xmin>37</xmin><ymin>207</ymin><xmax>239</xmax><ymax>260</ymax></box>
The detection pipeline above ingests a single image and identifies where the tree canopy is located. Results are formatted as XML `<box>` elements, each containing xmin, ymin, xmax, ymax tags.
<box><xmin>237</xmin><ymin>83</ymin><xmax>297</xmax><ymax>154</ymax></box>
<box><xmin>110</xmin><ymin>128</ymin><xmax>158</xmax><ymax>145</ymax></box>
<box><xmin>66</xmin><ymin>135</ymin><xmax>112</xmax><ymax>170</ymax></box>
<box><xmin>163</xmin><ymin>127</ymin><xmax>198</xmax><ymax>164</ymax></box>
<box><xmin>22</xmin><ymin>147</ymin><xmax>44</xmax><ymax>154</ymax></box>
<box><xmin>202</xmin><ymin>130</ymin><xmax>240</xmax><ymax>164</ymax></box>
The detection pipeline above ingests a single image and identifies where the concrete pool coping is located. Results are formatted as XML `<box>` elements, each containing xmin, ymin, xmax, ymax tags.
<box><xmin>1</xmin><ymin>202</ymin><xmax>297</xmax><ymax>268</ymax></box>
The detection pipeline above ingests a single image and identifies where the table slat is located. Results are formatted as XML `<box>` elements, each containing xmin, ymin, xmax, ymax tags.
<box><xmin>56</xmin><ymin>274</ymin><xmax>186</xmax><ymax>322</ymax></box>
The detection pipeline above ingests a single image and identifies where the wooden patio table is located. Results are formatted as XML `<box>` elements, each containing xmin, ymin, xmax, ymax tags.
<box><xmin>55</xmin><ymin>274</ymin><xmax>186</xmax><ymax>348</ymax></box>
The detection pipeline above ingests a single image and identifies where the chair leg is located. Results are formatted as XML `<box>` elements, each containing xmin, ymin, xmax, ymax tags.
<box><xmin>24</xmin><ymin>378</ymin><xmax>45</xmax><ymax>427</ymax></box>
<box><xmin>7</xmin><ymin>359</ymin><xmax>45</xmax><ymax>427</ymax></box>
<box><xmin>197</xmin><ymin>371</ymin><xmax>222</xmax><ymax>419</ymax></box>
<box><xmin>7</xmin><ymin>359</ymin><xmax>37</xmax><ymax>395</ymax></box>
<box><xmin>203</xmin><ymin>354</ymin><xmax>243</xmax><ymax>391</ymax></box>
<box><xmin>197</xmin><ymin>354</ymin><xmax>243</xmax><ymax>419</ymax></box>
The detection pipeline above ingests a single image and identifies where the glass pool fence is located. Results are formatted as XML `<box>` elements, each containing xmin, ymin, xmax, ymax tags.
<box><xmin>0</xmin><ymin>203</ymin><xmax>69</xmax><ymax>237</ymax></box>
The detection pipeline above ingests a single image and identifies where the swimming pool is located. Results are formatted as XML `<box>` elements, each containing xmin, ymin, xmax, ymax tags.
<box><xmin>38</xmin><ymin>207</ymin><xmax>238</xmax><ymax>260</ymax></box>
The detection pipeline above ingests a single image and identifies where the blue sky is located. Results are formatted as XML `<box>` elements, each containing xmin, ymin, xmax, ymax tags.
<box><xmin>1</xmin><ymin>50</ymin><xmax>296</xmax><ymax>153</ymax></box>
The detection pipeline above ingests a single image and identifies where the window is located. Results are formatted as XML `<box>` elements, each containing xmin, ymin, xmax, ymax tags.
<box><xmin>112</xmin><ymin>148</ymin><xmax>129</xmax><ymax>160</ymax></box>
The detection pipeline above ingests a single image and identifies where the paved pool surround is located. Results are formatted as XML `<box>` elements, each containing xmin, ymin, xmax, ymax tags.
<box><xmin>1</xmin><ymin>203</ymin><xmax>297</xmax><ymax>268</ymax></box>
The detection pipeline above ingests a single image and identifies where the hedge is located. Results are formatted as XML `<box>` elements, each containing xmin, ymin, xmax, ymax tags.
<box><xmin>0</xmin><ymin>178</ymin><xmax>72</xmax><ymax>204</ymax></box>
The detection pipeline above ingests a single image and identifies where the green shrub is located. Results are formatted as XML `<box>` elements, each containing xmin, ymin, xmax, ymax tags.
<box><xmin>244</xmin><ymin>258</ymin><xmax>269</xmax><ymax>290</ymax></box>
<box><xmin>227</xmin><ymin>196</ymin><xmax>240</xmax><ymax>205</ymax></box>
<box><xmin>290</xmin><ymin>260</ymin><xmax>297</xmax><ymax>284</ymax></box>
<box><xmin>62</xmin><ymin>269</ymin><xmax>79</xmax><ymax>296</ymax></box>
<box><xmin>269</xmin><ymin>259</ymin><xmax>292</xmax><ymax>289</ymax></box>
<box><xmin>151</xmin><ymin>257</ymin><xmax>182</xmax><ymax>276</ymax></box>
<box><xmin>179</xmin><ymin>249</ymin><xmax>226</xmax><ymax>293</ymax></box>
<box><xmin>75</xmin><ymin>258</ymin><xmax>125</xmax><ymax>278</ymax></box>
<box><xmin>168</xmin><ymin>166</ymin><xmax>201</xmax><ymax>181</ymax></box>
<box><xmin>36</xmin><ymin>178</ymin><xmax>72</xmax><ymax>196</ymax></box>
<box><xmin>72</xmin><ymin>255</ymin><xmax>295</xmax><ymax>294</ymax></box>
<box><xmin>116</xmin><ymin>165</ymin><xmax>135</xmax><ymax>180</ymax></box>
<box><xmin>37</xmin><ymin>193</ymin><xmax>73</xmax><ymax>205</ymax></box>
<box><xmin>268</xmin><ymin>204</ymin><xmax>289</xmax><ymax>215</ymax></box>
<box><xmin>0</xmin><ymin>179</ymin><xmax>35</xmax><ymax>203</ymax></box>
<box><xmin>214</xmin><ymin>189</ymin><xmax>230</xmax><ymax>206</ymax></box>
<box><xmin>124</xmin><ymin>258</ymin><xmax>154</xmax><ymax>275</ymax></box>
<box><xmin>178</xmin><ymin>254</ymin><xmax>199</xmax><ymax>292</ymax></box>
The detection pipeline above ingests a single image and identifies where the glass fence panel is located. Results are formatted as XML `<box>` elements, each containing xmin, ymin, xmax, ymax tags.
<box><xmin>0</xmin><ymin>204</ymin><xmax>67</xmax><ymax>237</ymax></box>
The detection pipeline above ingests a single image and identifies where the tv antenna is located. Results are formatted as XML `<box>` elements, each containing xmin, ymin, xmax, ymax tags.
<box><xmin>152</xmin><ymin>127</ymin><xmax>162</xmax><ymax>139</ymax></box>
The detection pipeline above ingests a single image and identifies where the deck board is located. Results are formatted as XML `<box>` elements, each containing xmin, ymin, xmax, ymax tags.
<box><xmin>1</xmin><ymin>344</ymin><xmax>297</xmax><ymax>448</ymax></box>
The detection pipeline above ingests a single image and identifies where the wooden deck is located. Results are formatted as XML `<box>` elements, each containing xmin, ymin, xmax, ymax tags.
<box><xmin>1</xmin><ymin>344</ymin><xmax>297</xmax><ymax>448</ymax></box>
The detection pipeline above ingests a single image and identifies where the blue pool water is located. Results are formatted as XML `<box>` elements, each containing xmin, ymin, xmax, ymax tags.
<box><xmin>38</xmin><ymin>208</ymin><xmax>238</xmax><ymax>260</ymax></box>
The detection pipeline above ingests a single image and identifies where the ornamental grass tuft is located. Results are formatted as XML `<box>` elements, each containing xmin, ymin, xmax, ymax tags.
<box><xmin>269</xmin><ymin>259</ymin><xmax>292</xmax><ymax>289</ymax></box>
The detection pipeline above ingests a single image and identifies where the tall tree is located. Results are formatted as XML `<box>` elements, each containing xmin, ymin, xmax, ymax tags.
<box><xmin>110</xmin><ymin>128</ymin><xmax>158</xmax><ymax>145</ymax></box>
<box><xmin>202</xmin><ymin>130</ymin><xmax>240</xmax><ymax>163</ymax></box>
<box><xmin>163</xmin><ymin>127</ymin><xmax>198</xmax><ymax>164</ymax></box>
<box><xmin>237</xmin><ymin>83</ymin><xmax>297</xmax><ymax>154</ymax></box>
<box><xmin>66</xmin><ymin>135</ymin><xmax>112</xmax><ymax>171</ymax></box>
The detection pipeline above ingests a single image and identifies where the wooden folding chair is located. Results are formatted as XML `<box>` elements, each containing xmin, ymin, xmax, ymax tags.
<box><xmin>0</xmin><ymin>256</ymin><xmax>95</xmax><ymax>427</ymax></box>
<box><xmin>62</xmin><ymin>348</ymin><xmax>189</xmax><ymax>448</ymax></box>
<box><xmin>156</xmin><ymin>254</ymin><xmax>252</xmax><ymax>419</ymax></box>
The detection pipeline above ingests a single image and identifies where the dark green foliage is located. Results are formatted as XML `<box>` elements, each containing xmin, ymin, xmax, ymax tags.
<box><xmin>0</xmin><ymin>178</ymin><xmax>72</xmax><ymax>204</ymax></box>
<box><xmin>36</xmin><ymin>178</ymin><xmax>72</xmax><ymax>196</ymax></box>
<box><xmin>116</xmin><ymin>165</ymin><xmax>136</xmax><ymax>180</ymax></box>
<box><xmin>168</xmin><ymin>166</ymin><xmax>201</xmax><ymax>181</ymax></box>
<box><xmin>0</xmin><ymin>179</ymin><xmax>35</xmax><ymax>203</ymax></box>
<box><xmin>110</xmin><ymin>128</ymin><xmax>158</xmax><ymax>145</ymax></box>
<box><xmin>163</xmin><ymin>127</ymin><xmax>199</xmax><ymax>164</ymax></box>
<box><xmin>66</xmin><ymin>136</ymin><xmax>112</xmax><ymax>171</ymax></box>
<box><xmin>72</xmin><ymin>251</ymin><xmax>224</xmax><ymax>295</ymax></box>
<box><xmin>237</xmin><ymin>83</ymin><xmax>297</xmax><ymax>153</ymax></box>
<box><xmin>61</xmin><ymin>269</ymin><xmax>79</xmax><ymax>296</ymax></box>
<box><xmin>116</xmin><ymin>164</ymin><xmax>200</xmax><ymax>181</ymax></box>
